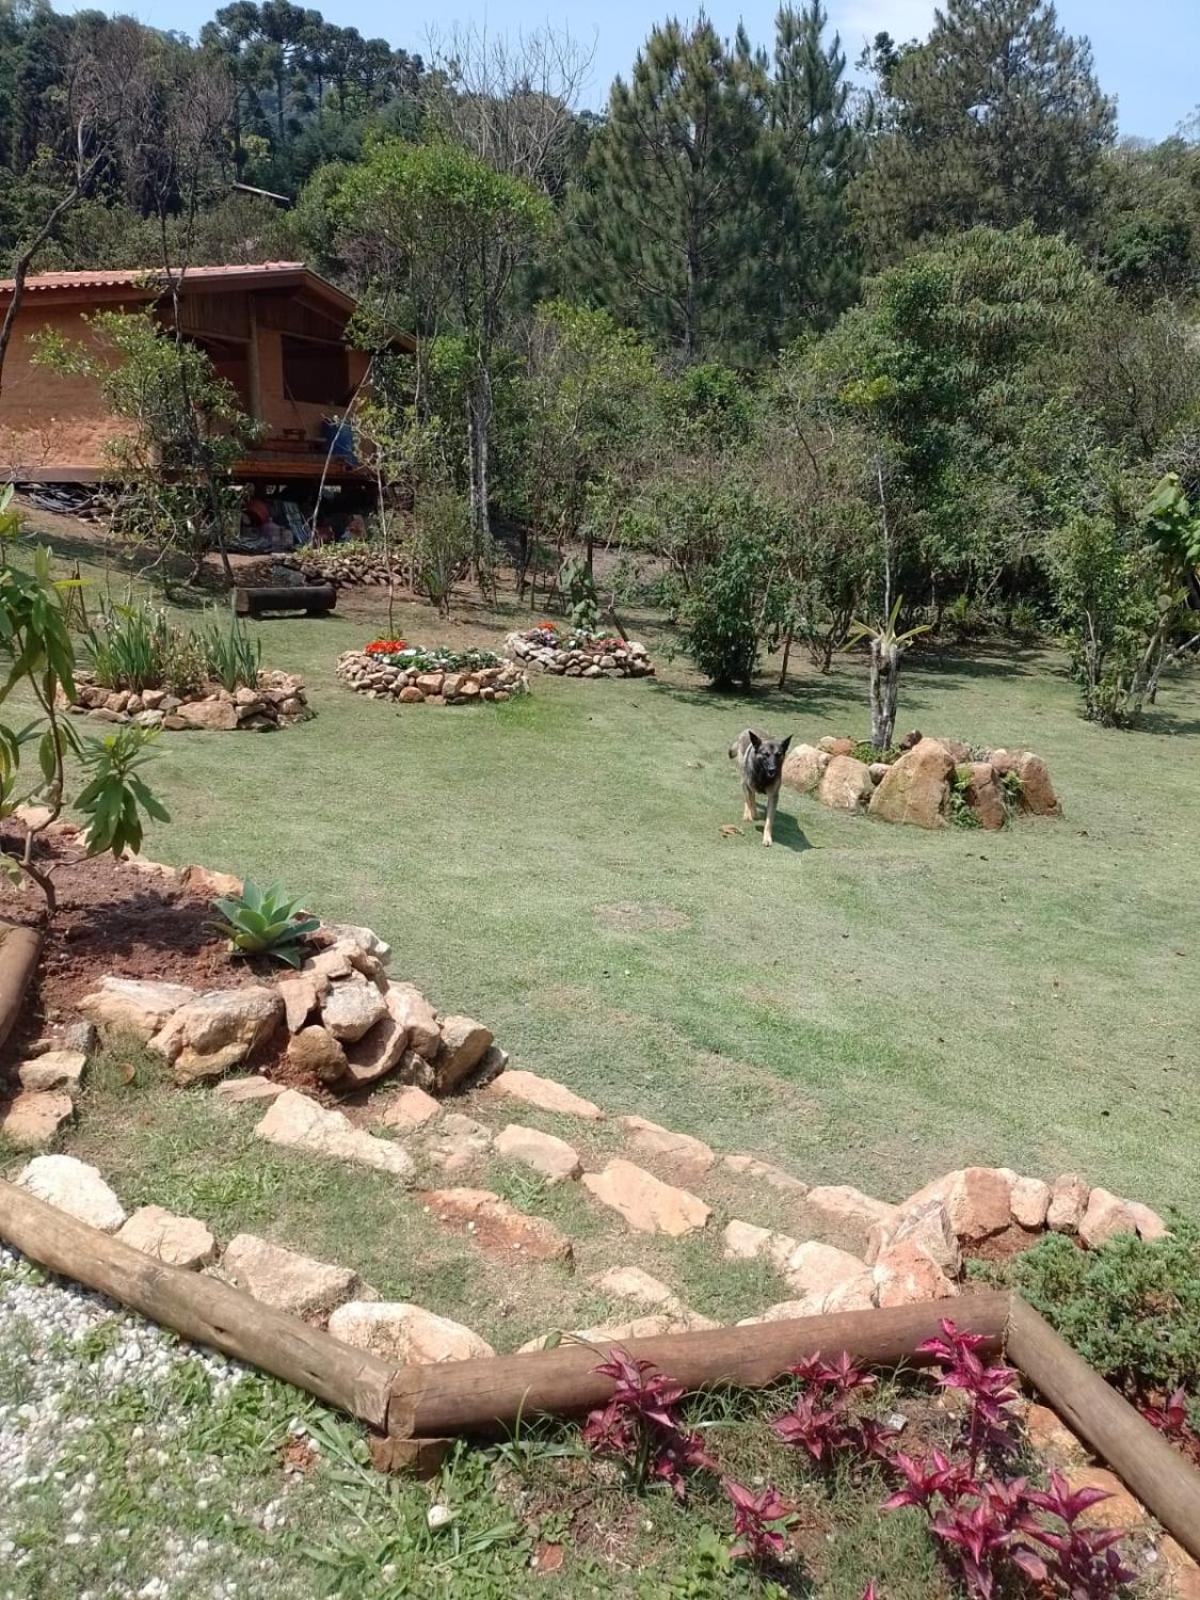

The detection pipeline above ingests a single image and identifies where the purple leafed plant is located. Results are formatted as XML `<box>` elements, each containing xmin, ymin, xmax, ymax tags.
<box><xmin>1017</xmin><ymin>1472</ymin><xmax>1137</xmax><ymax>1599</ymax></box>
<box><xmin>1141</xmin><ymin>1386</ymin><xmax>1198</xmax><ymax>1449</ymax></box>
<box><xmin>581</xmin><ymin>1348</ymin><xmax>715</xmax><ymax>1500</ymax></box>
<box><xmin>723</xmin><ymin>1478</ymin><xmax>795</xmax><ymax>1563</ymax></box>
<box><xmin>772</xmin><ymin>1352</ymin><xmax>899</xmax><ymax>1469</ymax></box>
<box><xmin>917</xmin><ymin>1318</ymin><xmax>1022</xmax><ymax>1472</ymax></box>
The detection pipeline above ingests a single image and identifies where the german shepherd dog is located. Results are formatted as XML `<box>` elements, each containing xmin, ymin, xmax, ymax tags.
<box><xmin>729</xmin><ymin>729</ymin><xmax>791</xmax><ymax>847</ymax></box>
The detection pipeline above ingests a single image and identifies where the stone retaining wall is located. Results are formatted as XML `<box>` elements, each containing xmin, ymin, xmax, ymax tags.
<box><xmin>783</xmin><ymin>734</ymin><xmax>1060</xmax><ymax>830</ymax></box>
<box><xmin>337</xmin><ymin>650</ymin><xmax>528</xmax><ymax>705</ymax></box>
<box><xmin>65</xmin><ymin>670</ymin><xmax>311</xmax><ymax>732</ymax></box>
<box><xmin>505</xmin><ymin>631</ymin><xmax>654</xmax><ymax>678</ymax></box>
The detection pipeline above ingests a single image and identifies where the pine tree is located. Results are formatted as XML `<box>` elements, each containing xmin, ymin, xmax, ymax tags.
<box><xmin>566</xmin><ymin>18</ymin><xmax>776</xmax><ymax>363</ymax></box>
<box><xmin>853</xmin><ymin>0</ymin><xmax>1115</xmax><ymax>264</ymax></box>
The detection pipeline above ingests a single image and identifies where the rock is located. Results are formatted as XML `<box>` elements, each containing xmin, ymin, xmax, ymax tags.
<box><xmin>616</xmin><ymin>1115</ymin><xmax>715</xmax><ymax>1173</ymax></box>
<box><xmin>737</xmin><ymin>1301</ymin><xmax>816</xmax><ymax>1327</ymax></box>
<box><xmin>817</xmin><ymin>754</ymin><xmax>874</xmax><ymax>810</ymax></box>
<box><xmin>321</xmin><ymin>980</ymin><xmax>388</xmax><ymax>1043</ymax></box>
<box><xmin>1024</xmin><ymin>1402</ymin><xmax>1086</xmax><ymax>1466</ymax></box>
<box><xmin>321</xmin><ymin>922</ymin><xmax>391</xmax><ymax>965</ymax></box>
<box><xmin>277</xmin><ymin>973</ymin><xmax>326</xmax><ymax>1033</ymax></box>
<box><xmin>779</xmin><ymin>1240</ymin><xmax>876</xmax><ymax>1311</ymax></box>
<box><xmin>1079</xmin><ymin>1187</ymin><xmax>1138</xmax><ymax>1248</ymax></box>
<box><xmin>486</xmin><ymin>1069</ymin><xmax>603</xmax><ymax>1120</ymax></box>
<box><xmin>214</xmin><ymin>1075</ymin><xmax>286</xmax><ymax>1105</ymax></box>
<box><xmin>63</xmin><ymin>1021</ymin><xmax>97</xmax><ymax>1055</ymax></box>
<box><xmin>327</xmin><ymin>1301</ymin><xmax>493</xmax><ymax>1364</ymax></box>
<box><xmin>1</xmin><ymin>1090</ymin><xmax>73</xmax><ymax>1148</ymax></box>
<box><xmin>78</xmin><ymin>977</ymin><xmax>197</xmax><ymax>1041</ymax></box>
<box><xmin>1009</xmin><ymin>1175</ymin><xmax>1052</xmax><ymax>1229</ymax></box>
<box><xmin>869</xmin><ymin>762</ymin><xmax>890</xmax><ymax>784</ymax></box>
<box><xmin>174</xmin><ymin>698</ymin><xmax>239</xmax><ymax>731</ymax></box>
<box><xmin>1047</xmin><ymin>1172</ymin><xmax>1090</xmax><ymax>1234</ymax></box>
<box><xmin>873</xmin><ymin>1239</ymin><xmax>959</xmax><ymax>1306</ymax></box>
<box><xmin>807</xmin><ymin>1185</ymin><xmax>900</xmax><ymax>1245</ymax></box>
<box><xmin>868</xmin><ymin>738</ymin><xmax>953</xmax><ymax>829</ymax></box>
<box><xmin>17</xmin><ymin>1049</ymin><xmax>86</xmax><ymax>1097</ymax></box>
<box><xmin>938</xmin><ymin>738</ymin><xmax>971</xmax><ymax>764</ymax></box>
<box><xmin>722</xmin><ymin>1219</ymin><xmax>776</xmax><ymax>1261</ymax></box>
<box><xmin>423</xmin><ymin>1114</ymin><xmax>493</xmax><ymax>1174</ymax></box>
<box><xmin>16</xmin><ymin>1154</ymin><xmax>126</xmax><ymax>1231</ymax></box>
<box><xmin>116</xmin><ymin>1205</ymin><xmax>217</xmax><ymax>1270</ymax></box>
<box><xmin>818</xmin><ymin>736</ymin><xmax>854</xmax><ymax>755</ymax></box>
<box><xmin>902</xmin><ymin>1168</ymin><xmax>1012</xmax><ymax>1241</ymax></box>
<box><xmin>288</xmin><ymin>1022</ymin><xmax>349</xmax><ymax>1085</ymax></box>
<box><xmin>1063</xmin><ymin>1468</ymin><xmax>1148</xmax><ymax>1534</ymax></box>
<box><xmin>340</xmin><ymin>1009</ymin><xmax>410</xmax><ymax>1088</ymax></box>
<box><xmin>398</xmin><ymin>686</ymin><xmax>424</xmax><ymax>703</ymax></box>
<box><xmin>150</xmin><ymin>986</ymin><xmax>283</xmax><ymax>1083</ymax></box>
<box><xmin>423</xmin><ymin>1188</ymin><xmax>573</xmax><ymax>1265</ymax></box>
<box><xmin>415</xmin><ymin>673</ymin><xmax>445</xmax><ymax>697</ymax></box>
<box><xmin>306</xmin><ymin>947</ymin><xmax>354</xmax><ymax>982</ymax></box>
<box><xmin>254</xmin><ymin>1089</ymin><xmax>414</xmax><ymax>1178</ymax></box>
<box><xmin>1126</xmin><ymin>1200</ymin><xmax>1169</xmax><ymax>1242</ymax></box>
<box><xmin>1160</xmin><ymin>1537</ymin><xmax>1200</xmax><ymax>1600</ymax></box>
<box><xmin>867</xmin><ymin>1199</ymin><xmax>961</xmax><ymax>1276</ymax></box>
<box><xmin>781</xmin><ymin>744</ymin><xmax>823</xmax><ymax>794</ymax></box>
<box><xmin>582</xmin><ymin>1159</ymin><xmax>710</xmax><ymax>1236</ymax></box>
<box><xmin>965</xmin><ymin>762</ymin><xmax>1006</xmax><ymax>830</ymax></box>
<box><xmin>521</xmin><ymin>1309</ymin><xmax>717</xmax><ymax>1351</ymax></box>
<box><xmin>220</xmin><ymin>1233</ymin><xmax>363</xmax><ymax>1319</ymax></box>
<box><xmin>493</xmin><ymin>1124</ymin><xmax>582</xmax><ymax>1185</ymax></box>
<box><xmin>1017</xmin><ymin>752</ymin><xmax>1060</xmax><ymax>816</ymax></box>
<box><xmin>180</xmin><ymin>865</ymin><xmax>245</xmax><ymax>901</ymax></box>
<box><xmin>722</xmin><ymin>1154</ymin><xmax>808</xmax><ymax>1198</ymax></box>
<box><xmin>386</xmin><ymin>985</ymin><xmax>440</xmax><ymax>1059</ymax></box>
<box><xmin>432</xmin><ymin>1016</ymin><xmax>494</xmax><ymax>1092</ymax></box>
<box><xmin>471</xmin><ymin>1043</ymin><xmax>509</xmax><ymax>1087</ymax></box>
<box><xmin>379</xmin><ymin>1086</ymin><xmax>442</xmax><ymax>1131</ymax></box>
<box><xmin>590</xmin><ymin>1266</ymin><xmax>685</xmax><ymax>1314</ymax></box>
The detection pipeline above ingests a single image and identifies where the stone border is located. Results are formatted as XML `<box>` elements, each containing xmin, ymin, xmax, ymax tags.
<box><xmin>504</xmin><ymin>631</ymin><xmax>654</xmax><ymax>679</ymax></box>
<box><xmin>64</xmin><ymin>670</ymin><xmax>312</xmax><ymax>732</ymax></box>
<box><xmin>336</xmin><ymin>650</ymin><xmax>528</xmax><ymax>706</ymax></box>
<box><xmin>783</xmin><ymin>734</ymin><xmax>1060</xmax><ymax>830</ymax></box>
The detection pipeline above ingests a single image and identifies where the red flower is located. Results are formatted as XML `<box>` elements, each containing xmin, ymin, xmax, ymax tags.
<box><xmin>365</xmin><ymin>638</ymin><xmax>406</xmax><ymax>655</ymax></box>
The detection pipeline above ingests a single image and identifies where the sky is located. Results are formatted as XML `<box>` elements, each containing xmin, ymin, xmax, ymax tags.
<box><xmin>70</xmin><ymin>0</ymin><xmax>1197</xmax><ymax>144</ymax></box>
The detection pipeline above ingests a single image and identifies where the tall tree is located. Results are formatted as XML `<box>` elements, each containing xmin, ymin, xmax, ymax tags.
<box><xmin>853</xmin><ymin>0</ymin><xmax>1115</xmax><ymax>265</ymax></box>
<box><xmin>565</xmin><ymin>18</ymin><xmax>777</xmax><ymax>362</ymax></box>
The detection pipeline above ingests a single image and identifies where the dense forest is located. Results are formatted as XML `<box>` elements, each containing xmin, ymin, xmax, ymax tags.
<box><xmin>1</xmin><ymin>0</ymin><xmax>1199</xmax><ymax>728</ymax></box>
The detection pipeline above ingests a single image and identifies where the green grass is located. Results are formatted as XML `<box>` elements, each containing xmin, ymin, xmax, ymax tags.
<box><xmin>44</xmin><ymin>543</ymin><xmax>1200</xmax><ymax>1220</ymax></box>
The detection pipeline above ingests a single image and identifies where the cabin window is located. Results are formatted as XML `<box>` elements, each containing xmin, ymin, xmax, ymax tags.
<box><xmin>281</xmin><ymin>335</ymin><xmax>350</xmax><ymax>406</ymax></box>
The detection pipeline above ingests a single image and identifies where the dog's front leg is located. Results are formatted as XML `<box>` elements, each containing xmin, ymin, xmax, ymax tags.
<box><xmin>742</xmin><ymin>785</ymin><xmax>757</xmax><ymax>823</ymax></box>
<box><xmin>763</xmin><ymin>787</ymin><xmax>778</xmax><ymax>847</ymax></box>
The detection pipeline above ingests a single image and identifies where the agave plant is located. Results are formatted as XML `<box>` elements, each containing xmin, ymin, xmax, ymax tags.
<box><xmin>213</xmin><ymin>881</ymin><xmax>320</xmax><ymax>967</ymax></box>
<box><xmin>846</xmin><ymin>596</ymin><xmax>931</xmax><ymax>752</ymax></box>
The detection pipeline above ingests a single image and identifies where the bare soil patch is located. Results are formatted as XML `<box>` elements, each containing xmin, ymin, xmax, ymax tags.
<box><xmin>592</xmin><ymin>901</ymin><xmax>691</xmax><ymax>934</ymax></box>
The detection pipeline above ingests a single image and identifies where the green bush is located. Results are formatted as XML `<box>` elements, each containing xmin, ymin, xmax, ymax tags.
<box><xmin>1012</xmin><ymin>1226</ymin><xmax>1200</xmax><ymax>1407</ymax></box>
<box><xmin>85</xmin><ymin>601</ymin><xmax>261</xmax><ymax>695</ymax></box>
<box><xmin>677</xmin><ymin>501</ymin><xmax>788</xmax><ymax>688</ymax></box>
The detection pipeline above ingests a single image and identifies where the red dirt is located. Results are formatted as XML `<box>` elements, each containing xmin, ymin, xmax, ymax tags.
<box><xmin>1</xmin><ymin>828</ymin><xmax>274</xmax><ymax>1072</ymax></box>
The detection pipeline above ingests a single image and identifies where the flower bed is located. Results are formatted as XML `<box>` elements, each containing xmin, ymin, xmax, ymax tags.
<box><xmin>337</xmin><ymin>641</ymin><xmax>528</xmax><ymax>705</ymax></box>
<box><xmin>505</xmin><ymin>622</ymin><xmax>654</xmax><ymax>679</ymax></box>
<box><xmin>782</xmin><ymin>733</ymin><xmax>1060</xmax><ymax>830</ymax></box>
<box><xmin>64</xmin><ymin>670</ymin><xmax>311</xmax><ymax>732</ymax></box>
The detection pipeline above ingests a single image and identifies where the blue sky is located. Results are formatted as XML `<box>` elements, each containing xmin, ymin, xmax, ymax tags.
<box><xmin>77</xmin><ymin>0</ymin><xmax>1197</xmax><ymax>142</ymax></box>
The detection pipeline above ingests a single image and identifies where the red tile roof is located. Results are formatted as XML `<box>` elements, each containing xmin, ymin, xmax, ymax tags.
<box><xmin>0</xmin><ymin>261</ymin><xmax>310</xmax><ymax>294</ymax></box>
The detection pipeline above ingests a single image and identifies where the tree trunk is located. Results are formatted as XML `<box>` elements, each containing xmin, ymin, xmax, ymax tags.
<box><xmin>465</xmin><ymin>366</ymin><xmax>493</xmax><ymax>596</ymax></box>
<box><xmin>777</xmin><ymin>623</ymin><xmax>793</xmax><ymax>690</ymax></box>
<box><xmin>869</xmin><ymin>637</ymin><xmax>901</xmax><ymax>751</ymax></box>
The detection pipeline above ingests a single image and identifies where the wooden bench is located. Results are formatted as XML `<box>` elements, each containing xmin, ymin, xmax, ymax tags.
<box><xmin>234</xmin><ymin>583</ymin><xmax>336</xmax><ymax>618</ymax></box>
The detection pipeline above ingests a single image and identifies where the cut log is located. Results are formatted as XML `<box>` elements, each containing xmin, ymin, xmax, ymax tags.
<box><xmin>0</xmin><ymin>923</ymin><xmax>42</xmax><ymax>1055</ymax></box>
<box><xmin>387</xmin><ymin>1292</ymin><xmax>1011</xmax><ymax>1439</ymax></box>
<box><xmin>0</xmin><ymin>1177</ymin><xmax>393</xmax><ymax>1429</ymax></box>
<box><xmin>1008</xmin><ymin>1295</ymin><xmax>1200</xmax><ymax>1564</ymax></box>
<box><xmin>234</xmin><ymin>584</ymin><xmax>336</xmax><ymax>618</ymax></box>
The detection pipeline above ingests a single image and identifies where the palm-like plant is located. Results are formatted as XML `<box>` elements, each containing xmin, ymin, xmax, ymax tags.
<box><xmin>213</xmin><ymin>881</ymin><xmax>320</xmax><ymax>968</ymax></box>
<box><xmin>847</xmin><ymin>596</ymin><xmax>931</xmax><ymax>752</ymax></box>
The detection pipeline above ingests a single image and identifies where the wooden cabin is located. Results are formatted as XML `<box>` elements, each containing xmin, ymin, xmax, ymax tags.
<box><xmin>0</xmin><ymin>262</ymin><xmax>411</xmax><ymax>485</ymax></box>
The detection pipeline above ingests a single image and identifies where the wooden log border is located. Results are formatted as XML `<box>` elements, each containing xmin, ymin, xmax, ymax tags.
<box><xmin>0</xmin><ymin>922</ymin><xmax>42</xmax><ymax>1057</ymax></box>
<box><xmin>2</xmin><ymin>1175</ymin><xmax>1198</xmax><ymax>1561</ymax></box>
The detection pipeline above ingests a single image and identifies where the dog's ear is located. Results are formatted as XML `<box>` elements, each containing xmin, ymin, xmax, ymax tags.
<box><xmin>778</xmin><ymin>734</ymin><xmax>792</xmax><ymax>755</ymax></box>
<box><xmin>747</xmin><ymin>729</ymin><xmax>762</xmax><ymax>749</ymax></box>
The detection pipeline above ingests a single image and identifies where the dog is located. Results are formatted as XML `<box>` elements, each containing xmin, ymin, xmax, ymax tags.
<box><xmin>729</xmin><ymin>729</ymin><xmax>792</xmax><ymax>847</ymax></box>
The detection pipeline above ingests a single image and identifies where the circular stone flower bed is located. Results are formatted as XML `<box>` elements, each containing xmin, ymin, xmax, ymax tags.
<box><xmin>783</xmin><ymin>733</ymin><xmax>1060</xmax><ymax>830</ymax></box>
<box><xmin>337</xmin><ymin>641</ymin><xmax>529</xmax><ymax>705</ymax></box>
<box><xmin>505</xmin><ymin>623</ymin><xmax>654</xmax><ymax>678</ymax></box>
<box><xmin>64</xmin><ymin>670</ymin><xmax>311</xmax><ymax>732</ymax></box>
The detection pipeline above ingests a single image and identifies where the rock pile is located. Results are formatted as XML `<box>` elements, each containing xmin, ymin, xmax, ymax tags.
<box><xmin>782</xmin><ymin>734</ymin><xmax>1060</xmax><ymax>829</ymax></box>
<box><xmin>65</xmin><ymin>669</ymin><xmax>311</xmax><ymax>732</ymax></box>
<box><xmin>282</xmin><ymin>548</ymin><xmax>402</xmax><ymax>586</ymax></box>
<box><xmin>77</xmin><ymin>921</ymin><xmax>505</xmax><ymax>1099</ymax></box>
<box><xmin>337</xmin><ymin>650</ymin><xmax>528</xmax><ymax>705</ymax></box>
<box><xmin>504</xmin><ymin>631</ymin><xmax>654</xmax><ymax>678</ymax></box>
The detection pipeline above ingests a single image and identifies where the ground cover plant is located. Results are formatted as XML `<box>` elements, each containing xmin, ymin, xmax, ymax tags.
<box><xmin>361</xmin><ymin>638</ymin><xmax>504</xmax><ymax>673</ymax></box>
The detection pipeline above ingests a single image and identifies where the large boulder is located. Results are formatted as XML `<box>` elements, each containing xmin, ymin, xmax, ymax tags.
<box><xmin>1047</xmin><ymin>1172</ymin><xmax>1089</xmax><ymax>1234</ymax></box>
<box><xmin>817</xmin><ymin>755</ymin><xmax>874</xmax><ymax>811</ymax></box>
<box><xmin>902</xmin><ymin>1168</ymin><xmax>1012</xmax><ymax>1241</ymax></box>
<box><xmin>781</xmin><ymin>744</ymin><xmax>824</xmax><ymax>794</ymax></box>
<box><xmin>1017</xmin><ymin>752</ymin><xmax>1060</xmax><ymax>817</ymax></box>
<box><xmin>868</xmin><ymin>738</ymin><xmax>953</xmax><ymax>829</ymax></box>
<box><xmin>432</xmin><ymin>1016</ymin><xmax>494</xmax><ymax>1093</ymax></box>
<box><xmin>963</xmin><ymin>762</ymin><xmax>1006</xmax><ymax>830</ymax></box>
<box><xmin>16</xmin><ymin>1154</ymin><xmax>126</xmax><ymax>1231</ymax></box>
<box><xmin>340</xmin><ymin>1010</ymin><xmax>410</xmax><ymax>1088</ymax></box>
<box><xmin>150</xmin><ymin>986</ymin><xmax>283</xmax><ymax>1083</ymax></box>
<box><xmin>1079</xmin><ymin>1187</ymin><xmax>1138</xmax><ymax>1248</ymax></box>
<box><xmin>287</xmin><ymin>1024</ymin><xmax>348</xmax><ymax>1084</ymax></box>
<box><xmin>78</xmin><ymin>978</ymin><xmax>196</xmax><ymax>1041</ymax></box>
<box><xmin>174</xmin><ymin>697</ymin><xmax>238</xmax><ymax>732</ymax></box>
<box><xmin>321</xmin><ymin>979</ymin><xmax>388</xmax><ymax>1043</ymax></box>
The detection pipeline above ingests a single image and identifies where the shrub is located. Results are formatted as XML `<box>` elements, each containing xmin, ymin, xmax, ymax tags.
<box><xmin>213</xmin><ymin>882</ymin><xmax>320</xmax><ymax>968</ymax></box>
<box><xmin>678</xmin><ymin>513</ymin><xmax>788</xmax><ymax>688</ymax></box>
<box><xmin>1012</xmin><ymin>1226</ymin><xmax>1200</xmax><ymax>1414</ymax></box>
